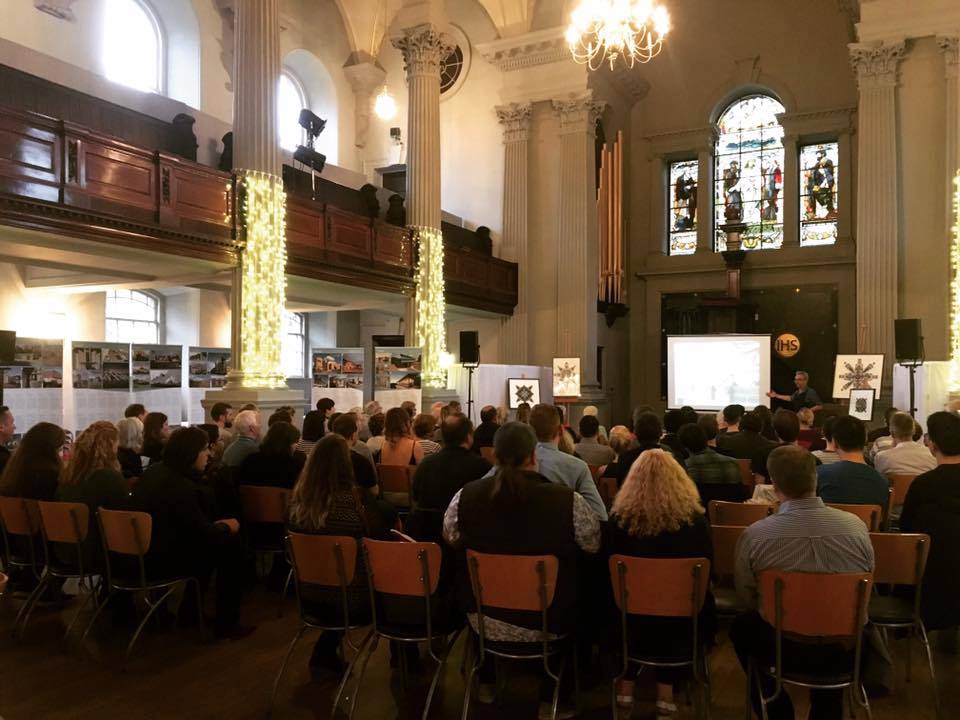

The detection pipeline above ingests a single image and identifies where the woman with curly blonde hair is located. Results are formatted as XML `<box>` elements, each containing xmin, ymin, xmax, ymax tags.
<box><xmin>608</xmin><ymin>449</ymin><xmax>715</xmax><ymax>716</ymax></box>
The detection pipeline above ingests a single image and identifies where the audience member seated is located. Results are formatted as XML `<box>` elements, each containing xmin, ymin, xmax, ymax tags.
<box><xmin>238</xmin><ymin>421</ymin><xmax>304</xmax><ymax>489</ymax></box>
<box><xmin>528</xmin><ymin>403</ymin><xmax>607</xmax><ymax>520</ymax></box>
<box><xmin>607</xmin><ymin>449</ymin><xmax>716</xmax><ymax>714</ymax></box>
<box><xmin>442</xmin><ymin>421</ymin><xmax>601</xmax><ymax>719</ymax></box>
<box><xmin>413</xmin><ymin>413</ymin><xmax>441</xmax><ymax>456</ymax></box>
<box><xmin>124</xmin><ymin>403</ymin><xmax>146</xmax><ymax>424</ymax></box>
<box><xmin>116</xmin><ymin>417</ymin><xmax>144</xmax><ymax>479</ymax></box>
<box><xmin>812</xmin><ymin>416</ymin><xmax>841</xmax><ymax>465</ymax></box>
<box><xmin>717</xmin><ymin>410</ymin><xmax>776</xmax><ymax>461</ymax></box>
<box><xmin>330</xmin><ymin>413</ymin><xmax>379</xmax><ymax>494</ymax></box>
<box><xmin>473</xmin><ymin>405</ymin><xmax>500</xmax><ymax>450</ymax></box>
<box><xmin>601</xmin><ymin>425</ymin><xmax>634</xmax><ymax>479</ymax></box>
<box><xmin>868</xmin><ymin>406</ymin><xmax>899</xmax><ymax>443</ymax></box>
<box><xmin>752</xmin><ymin>409</ymin><xmax>808</xmax><ymax>482</ymax></box>
<box><xmin>365</xmin><ymin>412</ymin><xmax>386</xmax><ymax>456</ymax></box>
<box><xmin>680</xmin><ymin>424</ymin><xmax>744</xmax><ymax>503</ymax></box>
<box><xmin>267</xmin><ymin>409</ymin><xmax>294</xmax><ymax>427</ymax></box>
<box><xmin>556</xmin><ymin>405</ymin><xmax>580</xmax><ymax>446</ymax></box>
<box><xmin>407</xmin><ymin>413</ymin><xmax>491</xmax><ymax>542</ymax></box>
<box><xmin>141</xmin><ymin>412</ymin><xmax>170</xmax><ymax>466</ymax></box>
<box><xmin>582</xmin><ymin>405</ymin><xmax>608</xmax><ymax>442</ymax></box>
<box><xmin>816</xmin><ymin>416</ymin><xmax>888</xmax><ymax>507</ymax></box>
<box><xmin>314</xmin><ymin>398</ymin><xmax>335</xmax><ymax>436</ymax></box>
<box><xmin>900</xmin><ymin>411</ymin><xmax>960</xmax><ymax>633</ymax></box>
<box><xmin>575</xmin><ymin>415</ymin><xmax>616</xmax><ymax>467</ymax></box>
<box><xmin>401</xmin><ymin>400</ymin><xmax>418</xmax><ymax>419</ymax></box>
<box><xmin>296</xmin><ymin>410</ymin><xmax>324</xmax><ymax>457</ymax></box>
<box><xmin>717</xmin><ymin>404</ymin><xmax>744</xmax><ymax>437</ymax></box>
<box><xmin>796</xmin><ymin>408</ymin><xmax>826</xmax><ymax>451</ymax></box>
<box><xmin>377</xmin><ymin>407</ymin><xmax>424</xmax><ymax>466</ymax></box>
<box><xmin>131</xmin><ymin>427</ymin><xmax>247</xmax><ymax>639</ymax></box>
<box><xmin>56</xmin><ymin>421</ymin><xmax>129</xmax><ymax>568</ymax></box>
<box><xmin>358</xmin><ymin>400</ymin><xmax>381</xmax><ymax>442</ymax></box>
<box><xmin>697</xmin><ymin>414</ymin><xmax>721</xmax><ymax>448</ymax></box>
<box><xmin>732</xmin><ymin>445</ymin><xmax>874</xmax><ymax>720</ymax></box>
<box><xmin>211</xmin><ymin>402</ymin><xmax>234</xmax><ymax>444</ymax></box>
<box><xmin>515</xmin><ymin>401</ymin><xmax>532</xmax><ymax>424</ymax></box>
<box><xmin>0</xmin><ymin>421</ymin><xmax>66</xmax><ymax>500</ymax></box>
<box><xmin>873</xmin><ymin>411</ymin><xmax>936</xmax><ymax>478</ymax></box>
<box><xmin>221</xmin><ymin>410</ymin><xmax>261</xmax><ymax>468</ymax></box>
<box><xmin>0</xmin><ymin>406</ymin><xmax>16</xmax><ymax>475</ymax></box>
<box><xmin>615</xmin><ymin>412</ymin><xmax>681</xmax><ymax>487</ymax></box>
<box><xmin>753</xmin><ymin>404</ymin><xmax>779</xmax><ymax>442</ymax></box>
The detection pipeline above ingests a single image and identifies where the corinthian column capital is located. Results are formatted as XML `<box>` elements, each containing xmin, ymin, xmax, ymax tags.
<box><xmin>552</xmin><ymin>93</ymin><xmax>605</xmax><ymax>135</ymax></box>
<box><xmin>938</xmin><ymin>36</ymin><xmax>960</xmax><ymax>79</ymax></box>
<box><xmin>392</xmin><ymin>24</ymin><xmax>453</xmax><ymax>78</ymax></box>
<box><xmin>849</xmin><ymin>41</ymin><xmax>906</xmax><ymax>90</ymax></box>
<box><xmin>496</xmin><ymin>103</ymin><xmax>532</xmax><ymax>143</ymax></box>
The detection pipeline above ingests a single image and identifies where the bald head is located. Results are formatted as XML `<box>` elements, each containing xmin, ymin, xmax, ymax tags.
<box><xmin>441</xmin><ymin>412</ymin><xmax>474</xmax><ymax>448</ymax></box>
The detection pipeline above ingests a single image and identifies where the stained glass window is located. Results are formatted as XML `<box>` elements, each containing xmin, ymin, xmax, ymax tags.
<box><xmin>799</xmin><ymin>142</ymin><xmax>839</xmax><ymax>246</ymax></box>
<box><xmin>714</xmin><ymin>95</ymin><xmax>785</xmax><ymax>251</ymax></box>
<box><xmin>668</xmin><ymin>159</ymin><xmax>698</xmax><ymax>255</ymax></box>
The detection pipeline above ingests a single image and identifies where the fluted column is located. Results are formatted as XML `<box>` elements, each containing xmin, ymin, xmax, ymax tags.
<box><xmin>849</xmin><ymin>42</ymin><xmax>904</xmax><ymax>382</ymax></box>
<box><xmin>553</xmin><ymin>93</ymin><xmax>604</xmax><ymax>389</ymax></box>
<box><xmin>393</xmin><ymin>24</ymin><xmax>452</xmax><ymax>387</ymax></box>
<box><xmin>496</xmin><ymin>102</ymin><xmax>532</xmax><ymax>364</ymax></box>
<box><xmin>228</xmin><ymin>0</ymin><xmax>286</xmax><ymax>388</ymax></box>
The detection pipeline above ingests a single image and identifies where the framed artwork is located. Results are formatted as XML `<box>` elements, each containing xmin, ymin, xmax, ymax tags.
<box><xmin>507</xmin><ymin>377</ymin><xmax>541</xmax><ymax>410</ymax></box>
<box><xmin>552</xmin><ymin>357</ymin><xmax>581</xmax><ymax>398</ymax></box>
<box><xmin>832</xmin><ymin>354</ymin><xmax>884</xmax><ymax>400</ymax></box>
<box><xmin>848</xmin><ymin>388</ymin><xmax>875</xmax><ymax>422</ymax></box>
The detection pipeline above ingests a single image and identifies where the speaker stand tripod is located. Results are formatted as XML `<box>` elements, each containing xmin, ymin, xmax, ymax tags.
<box><xmin>463</xmin><ymin>360</ymin><xmax>480</xmax><ymax>424</ymax></box>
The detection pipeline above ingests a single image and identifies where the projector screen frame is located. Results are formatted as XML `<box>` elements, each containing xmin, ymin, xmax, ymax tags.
<box><xmin>666</xmin><ymin>333</ymin><xmax>772</xmax><ymax>412</ymax></box>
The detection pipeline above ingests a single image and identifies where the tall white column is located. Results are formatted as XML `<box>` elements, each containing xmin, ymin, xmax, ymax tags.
<box><xmin>496</xmin><ymin>102</ymin><xmax>532</xmax><ymax>364</ymax></box>
<box><xmin>393</xmin><ymin>24</ymin><xmax>452</xmax><ymax>387</ymax></box>
<box><xmin>553</xmin><ymin>93</ymin><xmax>604</xmax><ymax>389</ymax></box>
<box><xmin>849</xmin><ymin>42</ymin><xmax>904</xmax><ymax>379</ymax></box>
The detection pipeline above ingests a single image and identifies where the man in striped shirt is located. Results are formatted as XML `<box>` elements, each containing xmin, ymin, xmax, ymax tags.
<box><xmin>732</xmin><ymin>445</ymin><xmax>874</xmax><ymax>720</ymax></box>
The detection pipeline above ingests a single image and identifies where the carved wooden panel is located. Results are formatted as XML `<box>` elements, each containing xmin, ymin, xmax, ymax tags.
<box><xmin>0</xmin><ymin>110</ymin><xmax>60</xmax><ymax>202</ymax></box>
<box><xmin>326</xmin><ymin>206</ymin><xmax>372</xmax><ymax>261</ymax></box>
<box><xmin>486</xmin><ymin>259</ymin><xmax>516</xmax><ymax>294</ymax></box>
<box><xmin>373</xmin><ymin>222</ymin><xmax>410</xmax><ymax>269</ymax></box>
<box><xmin>157</xmin><ymin>153</ymin><xmax>231</xmax><ymax>236</ymax></box>
<box><xmin>285</xmin><ymin>197</ymin><xmax>325</xmax><ymax>257</ymax></box>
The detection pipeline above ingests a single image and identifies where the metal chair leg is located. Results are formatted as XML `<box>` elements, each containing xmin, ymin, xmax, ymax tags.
<box><xmin>905</xmin><ymin>625</ymin><xmax>914</xmax><ymax>682</ymax></box>
<box><xmin>81</xmin><ymin>589</ymin><xmax>115</xmax><ymax>641</ymax></box>
<box><xmin>125</xmin><ymin>585</ymin><xmax>178</xmax><ymax>660</ymax></box>
<box><xmin>13</xmin><ymin>572</ymin><xmax>49</xmax><ymax>637</ymax></box>
<box><xmin>421</xmin><ymin>631</ymin><xmax>461</xmax><ymax>720</ymax></box>
<box><xmin>549</xmin><ymin>656</ymin><xmax>566</xmax><ymax>720</ymax></box>
<box><xmin>460</xmin><ymin>641</ymin><xmax>480</xmax><ymax>720</ymax></box>
<box><xmin>64</xmin><ymin>577</ymin><xmax>100</xmax><ymax>639</ymax></box>
<box><xmin>347</xmin><ymin>635</ymin><xmax>379</xmax><ymax>720</ymax></box>
<box><xmin>744</xmin><ymin>660</ymin><xmax>753</xmax><ymax>720</ymax></box>
<box><xmin>332</xmin><ymin>629</ymin><xmax>374</xmax><ymax>720</ymax></box>
<box><xmin>857</xmin><ymin>683</ymin><xmax>872</xmax><ymax>720</ymax></box>
<box><xmin>271</xmin><ymin>623</ymin><xmax>307</xmax><ymax>709</ymax></box>
<box><xmin>277</xmin><ymin>567</ymin><xmax>294</xmax><ymax>618</ymax></box>
<box><xmin>918</xmin><ymin>622</ymin><xmax>940</xmax><ymax>718</ymax></box>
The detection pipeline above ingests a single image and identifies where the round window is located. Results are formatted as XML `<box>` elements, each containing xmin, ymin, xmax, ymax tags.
<box><xmin>440</xmin><ymin>45</ymin><xmax>463</xmax><ymax>94</ymax></box>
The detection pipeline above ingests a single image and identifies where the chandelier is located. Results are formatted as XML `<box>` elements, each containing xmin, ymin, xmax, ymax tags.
<box><xmin>566</xmin><ymin>0</ymin><xmax>670</xmax><ymax>71</ymax></box>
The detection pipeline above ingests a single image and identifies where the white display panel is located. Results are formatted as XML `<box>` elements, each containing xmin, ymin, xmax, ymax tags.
<box><xmin>666</xmin><ymin>335</ymin><xmax>771</xmax><ymax>411</ymax></box>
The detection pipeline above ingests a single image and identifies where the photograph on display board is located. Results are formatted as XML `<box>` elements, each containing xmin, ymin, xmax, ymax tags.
<box><xmin>14</xmin><ymin>340</ymin><xmax>42</xmax><ymax>363</ymax></box>
<box><xmin>188</xmin><ymin>349</ymin><xmax>230</xmax><ymax>388</ymax></box>
<box><xmin>831</xmin><ymin>354</ymin><xmax>884</xmax><ymax>400</ymax></box>
<box><xmin>73</xmin><ymin>368</ymin><xmax>102</xmax><ymax>389</ymax></box>
<box><xmin>374</xmin><ymin>347</ymin><xmax>422</xmax><ymax>390</ymax></box>
<box><xmin>507</xmin><ymin>378</ymin><xmax>541</xmax><ymax>410</ymax></box>
<box><xmin>150</xmin><ymin>368</ymin><xmax>181</xmax><ymax>388</ymax></box>
<box><xmin>312</xmin><ymin>349</ymin><xmax>363</xmax><ymax>389</ymax></box>
<box><xmin>132</xmin><ymin>361</ymin><xmax>151</xmax><ymax>389</ymax></box>
<box><xmin>848</xmin><ymin>388</ymin><xmax>875</xmax><ymax>422</ymax></box>
<box><xmin>342</xmin><ymin>351</ymin><xmax>364</xmax><ymax>374</ymax></box>
<box><xmin>314</xmin><ymin>374</ymin><xmax>330</xmax><ymax>388</ymax></box>
<box><xmin>552</xmin><ymin>357</ymin><xmax>581</xmax><ymax>398</ymax></box>
<box><xmin>41</xmin><ymin>368</ymin><xmax>63</xmax><ymax>389</ymax></box>
<box><xmin>374</xmin><ymin>351</ymin><xmax>391</xmax><ymax>390</ymax></box>
<box><xmin>3</xmin><ymin>367</ymin><xmax>22</xmax><ymax>389</ymax></box>
<box><xmin>8</xmin><ymin>338</ymin><xmax>63</xmax><ymax>389</ymax></box>
<box><xmin>150</xmin><ymin>350</ymin><xmax>182</xmax><ymax>370</ymax></box>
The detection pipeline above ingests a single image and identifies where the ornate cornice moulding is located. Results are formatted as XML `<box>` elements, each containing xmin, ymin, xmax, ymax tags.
<box><xmin>476</xmin><ymin>27</ymin><xmax>571</xmax><ymax>72</ymax></box>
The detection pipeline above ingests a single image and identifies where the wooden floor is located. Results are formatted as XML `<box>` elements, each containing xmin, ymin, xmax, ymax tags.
<box><xmin>0</xmin><ymin>586</ymin><xmax>955</xmax><ymax>719</ymax></box>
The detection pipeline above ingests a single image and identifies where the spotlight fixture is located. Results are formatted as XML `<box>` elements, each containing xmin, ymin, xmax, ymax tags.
<box><xmin>294</xmin><ymin>108</ymin><xmax>327</xmax><ymax>173</ymax></box>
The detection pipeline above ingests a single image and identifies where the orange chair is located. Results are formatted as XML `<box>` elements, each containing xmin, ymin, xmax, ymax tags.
<box><xmin>888</xmin><ymin>475</ymin><xmax>916</xmax><ymax>528</ymax></box>
<box><xmin>462</xmin><ymin>551</ymin><xmax>568</xmax><ymax>720</ymax></box>
<box><xmin>708</xmin><ymin>500</ymin><xmax>774</xmax><ymax>526</ymax></box>
<box><xmin>609</xmin><ymin>556</ymin><xmax>712</xmax><ymax>720</ymax></box>
<box><xmin>598</xmin><ymin>476</ymin><xmax>619</xmax><ymax>510</ymax></box>
<box><xmin>359</xmin><ymin>538</ymin><xmax>461</xmax><ymax>719</ymax></box>
<box><xmin>83</xmin><ymin>508</ymin><xmax>202</xmax><ymax>660</ymax></box>
<box><xmin>752</xmin><ymin>570</ymin><xmax>873</xmax><ymax>720</ymax></box>
<box><xmin>271</xmin><ymin>533</ymin><xmax>373</xmax><ymax>719</ymax></box>
<box><xmin>377</xmin><ymin>464</ymin><xmax>414</xmax><ymax>509</ymax></box>
<box><xmin>711</xmin><ymin>525</ymin><xmax>747</xmax><ymax>616</ymax></box>
<box><xmin>736</xmin><ymin>459</ymin><xmax>755</xmax><ymax>486</ymax></box>
<box><xmin>479</xmin><ymin>446</ymin><xmax>496</xmax><ymax>464</ymax></box>
<box><xmin>22</xmin><ymin>501</ymin><xmax>102</xmax><ymax>638</ymax></box>
<box><xmin>869</xmin><ymin>532</ymin><xmax>938</xmax><ymax>715</ymax></box>
<box><xmin>0</xmin><ymin>496</ymin><xmax>44</xmax><ymax>629</ymax></box>
<box><xmin>239</xmin><ymin>485</ymin><xmax>292</xmax><ymax>609</ymax></box>
<box><xmin>827</xmin><ymin>503</ymin><xmax>882</xmax><ymax>532</ymax></box>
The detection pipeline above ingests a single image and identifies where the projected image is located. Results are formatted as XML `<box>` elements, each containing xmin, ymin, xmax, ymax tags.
<box><xmin>667</xmin><ymin>335</ymin><xmax>771</xmax><ymax>411</ymax></box>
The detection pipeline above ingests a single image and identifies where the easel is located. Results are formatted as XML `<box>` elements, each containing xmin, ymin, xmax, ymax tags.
<box><xmin>554</xmin><ymin>396</ymin><xmax>578</xmax><ymax>429</ymax></box>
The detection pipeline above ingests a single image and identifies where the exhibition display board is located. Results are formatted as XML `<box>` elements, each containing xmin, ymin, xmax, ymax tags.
<box><xmin>311</xmin><ymin>348</ymin><xmax>364</xmax><ymax>412</ymax></box>
<box><xmin>72</xmin><ymin>341</ymin><xmax>133</xmax><ymax>432</ymax></box>
<box><xmin>373</xmin><ymin>346</ymin><xmax>422</xmax><ymax>411</ymax></box>
<box><xmin>187</xmin><ymin>347</ymin><xmax>231</xmax><ymax>424</ymax></box>
<box><xmin>2</xmin><ymin>337</ymin><xmax>64</xmax><ymax>433</ymax></box>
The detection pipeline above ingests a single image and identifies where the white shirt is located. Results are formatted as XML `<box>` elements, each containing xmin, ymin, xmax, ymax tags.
<box><xmin>874</xmin><ymin>440</ymin><xmax>936</xmax><ymax>478</ymax></box>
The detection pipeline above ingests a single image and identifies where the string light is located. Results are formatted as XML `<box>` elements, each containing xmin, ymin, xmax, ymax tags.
<box><xmin>413</xmin><ymin>226</ymin><xmax>447</xmax><ymax>388</ymax></box>
<box><xmin>236</xmin><ymin>170</ymin><xmax>287</xmax><ymax>389</ymax></box>
<box><xmin>950</xmin><ymin>172</ymin><xmax>960</xmax><ymax>391</ymax></box>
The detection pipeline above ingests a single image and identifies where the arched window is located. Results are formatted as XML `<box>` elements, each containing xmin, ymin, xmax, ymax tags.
<box><xmin>282</xmin><ymin>311</ymin><xmax>306</xmax><ymax>378</ymax></box>
<box><xmin>102</xmin><ymin>0</ymin><xmax>163</xmax><ymax>94</ymax></box>
<box><xmin>278</xmin><ymin>71</ymin><xmax>308</xmax><ymax>152</ymax></box>
<box><xmin>105</xmin><ymin>290</ymin><xmax>160</xmax><ymax>343</ymax></box>
<box><xmin>714</xmin><ymin>95</ymin><xmax>785</xmax><ymax>251</ymax></box>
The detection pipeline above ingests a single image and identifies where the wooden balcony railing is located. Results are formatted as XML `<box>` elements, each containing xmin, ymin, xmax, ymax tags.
<box><xmin>0</xmin><ymin>104</ymin><xmax>517</xmax><ymax>315</ymax></box>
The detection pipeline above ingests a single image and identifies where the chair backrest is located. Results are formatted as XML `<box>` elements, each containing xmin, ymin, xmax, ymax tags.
<box><xmin>588</xmin><ymin>465</ymin><xmax>603</xmax><ymax>483</ymax></box>
<box><xmin>758</xmin><ymin>570</ymin><xmax>873</xmax><ymax>638</ymax></box>
<box><xmin>364</xmin><ymin>538</ymin><xmax>441</xmax><ymax>597</ymax></box>
<box><xmin>479</xmin><ymin>446</ymin><xmax>496</xmax><ymax>464</ymax></box>
<box><xmin>735</xmin><ymin>459</ymin><xmax>754</xmax><ymax>486</ymax></box>
<box><xmin>37</xmin><ymin>501</ymin><xmax>89</xmax><ymax>545</ymax></box>
<box><xmin>288</xmin><ymin>532</ymin><xmax>358</xmax><ymax>587</ymax></box>
<box><xmin>609</xmin><ymin>555</ymin><xmax>710</xmax><ymax>617</ymax></box>
<box><xmin>827</xmin><ymin>503</ymin><xmax>882</xmax><ymax>531</ymax></box>
<box><xmin>711</xmin><ymin>525</ymin><xmax>746</xmax><ymax>580</ymax></box>
<box><xmin>377</xmin><ymin>464</ymin><xmax>413</xmax><ymax>494</ymax></box>
<box><xmin>239</xmin><ymin>485</ymin><xmax>289</xmax><ymax>523</ymax></box>
<box><xmin>708</xmin><ymin>500</ymin><xmax>774</xmax><ymax>526</ymax></box>
<box><xmin>98</xmin><ymin>508</ymin><xmax>152</xmax><ymax>556</ymax></box>
<box><xmin>0</xmin><ymin>496</ymin><xmax>41</xmax><ymax>537</ymax></box>
<box><xmin>598</xmin><ymin>476</ymin><xmax>618</xmax><ymax>508</ymax></box>
<box><xmin>466</xmin><ymin>550</ymin><xmax>559</xmax><ymax>612</ymax></box>
<box><xmin>869</xmin><ymin>532</ymin><xmax>930</xmax><ymax>586</ymax></box>
<box><xmin>888</xmin><ymin>474</ymin><xmax>916</xmax><ymax>507</ymax></box>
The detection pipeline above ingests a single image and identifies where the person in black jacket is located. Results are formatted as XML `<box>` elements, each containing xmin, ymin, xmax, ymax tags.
<box><xmin>615</xmin><ymin>413</ymin><xmax>683</xmax><ymax>488</ymax></box>
<box><xmin>0</xmin><ymin>421</ymin><xmax>65</xmax><ymax>500</ymax></box>
<box><xmin>131</xmin><ymin>426</ymin><xmax>249</xmax><ymax>639</ymax></box>
<box><xmin>238</xmin><ymin>421</ymin><xmax>304</xmax><ymax>489</ymax></box>
<box><xmin>716</xmin><ymin>410</ymin><xmax>777</xmax><ymax>460</ymax></box>
<box><xmin>116</xmin><ymin>417</ymin><xmax>144</xmax><ymax>480</ymax></box>
<box><xmin>472</xmin><ymin>405</ymin><xmax>500</xmax><ymax>451</ymax></box>
<box><xmin>407</xmin><ymin>413</ymin><xmax>491</xmax><ymax>542</ymax></box>
<box><xmin>140</xmin><ymin>412</ymin><xmax>169</xmax><ymax>466</ymax></box>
